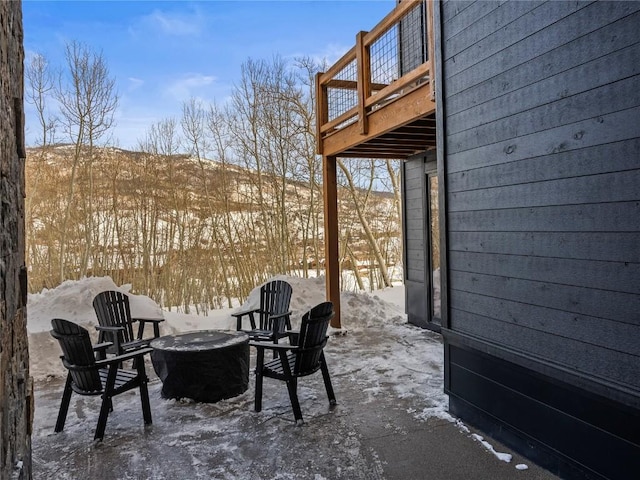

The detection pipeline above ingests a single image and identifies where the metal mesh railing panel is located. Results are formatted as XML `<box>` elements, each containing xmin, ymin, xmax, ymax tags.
<box><xmin>323</xmin><ymin>1</ymin><xmax>428</xmax><ymax>130</ymax></box>
<box><xmin>370</xmin><ymin>2</ymin><xmax>426</xmax><ymax>87</ymax></box>
<box><xmin>327</xmin><ymin>59</ymin><xmax>358</xmax><ymax>123</ymax></box>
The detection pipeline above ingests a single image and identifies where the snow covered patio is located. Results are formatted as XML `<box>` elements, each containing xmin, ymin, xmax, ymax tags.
<box><xmin>28</xmin><ymin>277</ymin><xmax>558</xmax><ymax>479</ymax></box>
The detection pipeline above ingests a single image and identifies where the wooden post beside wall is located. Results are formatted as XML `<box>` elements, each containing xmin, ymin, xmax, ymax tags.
<box><xmin>322</xmin><ymin>155</ymin><xmax>341</xmax><ymax>328</ymax></box>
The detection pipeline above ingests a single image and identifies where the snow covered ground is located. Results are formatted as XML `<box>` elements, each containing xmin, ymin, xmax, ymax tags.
<box><xmin>28</xmin><ymin>275</ymin><xmax>533</xmax><ymax>478</ymax></box>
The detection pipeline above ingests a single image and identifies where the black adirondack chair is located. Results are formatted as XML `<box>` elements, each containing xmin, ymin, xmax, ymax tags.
<box><xmin>50</xmin><ymin>318</ymin><xmax>153</xmax><ymax>440</ymax></box>
<box><xmin>252</xmin><ymin>301</ymin><xmax>337</xmax><ymax>425</ymax></box>
<box><xmin>93</xmin><ymin>290</ymin><xmax>164</xmax><ymax>356</ymax></box>
<box><xmin>233</xmin><ymin>280</ymin><xmax>293</xmax><ymax>344</ymax></box>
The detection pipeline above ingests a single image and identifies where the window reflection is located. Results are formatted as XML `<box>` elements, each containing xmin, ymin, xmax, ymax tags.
<box><xmin>429</xmin><ymin>175</ymin><xmax>441</xmax><ymax>320</ymax></box>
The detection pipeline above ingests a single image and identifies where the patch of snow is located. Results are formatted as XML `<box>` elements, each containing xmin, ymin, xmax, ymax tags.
<box><xmin>471</xmin><ymin>433</ymin><xmax>513</xmax><ymax>463</ymax></box>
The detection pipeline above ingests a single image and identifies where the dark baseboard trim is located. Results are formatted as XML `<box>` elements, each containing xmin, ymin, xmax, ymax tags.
<box><xmin>446</xmin><ymin>344</ymin><xmax>639</xmax><ymax>480</ymax></box>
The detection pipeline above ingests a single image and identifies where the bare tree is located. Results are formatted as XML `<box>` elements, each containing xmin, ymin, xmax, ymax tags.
<box><xmin>55</xmin><ymin>41</ymin><xmax>119</xmax><ymax>281</ymax></box>
<box><xmin>289</xmin><ymin>57</ymin><xmax>325</xmax><ymax>278</ymax></box>
<box><xmin>338</xmin><ymin>158</ymin><xmax>392</xmax><ymax>289</ymax></box>
<box><xmin>24</xmin><ymin>47</ymin><xmax>404</xmax><ymax>307</ymax></box>
<box><xmin>25</xmin><ymin>52</ymin><xmax>57</xmax><ymax>147</ymax></box>
<box><xmin>25</xmin><ymin>53</ymin><xmax>58</xmax><ymax>284</ymax></box>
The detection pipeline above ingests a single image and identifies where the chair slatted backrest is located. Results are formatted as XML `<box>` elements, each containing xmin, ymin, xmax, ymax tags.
<box><xmin>259</xmin><ymin>280</ymin><xmax>292</xmax><ymax>331</ymax></box>
<box><xmin>294</xmin><ymin>301</ymin><xmax>334</xmax><ymax>376</ymax></box>
<box><xmin>51</xmin><ymin>318</ymin><xmax>103</xmax><ymax>393</ymax></box>
<box><xmin>93</xmin><ymin>290</ymin><xmax>135</xmax><ymax>344</ymax></box>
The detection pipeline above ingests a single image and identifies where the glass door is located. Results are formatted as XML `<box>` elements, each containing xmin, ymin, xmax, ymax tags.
<box><xmin>426</xmin><ymin>167</ymin><xmax>441</xmax><ymax>325</ymax></box>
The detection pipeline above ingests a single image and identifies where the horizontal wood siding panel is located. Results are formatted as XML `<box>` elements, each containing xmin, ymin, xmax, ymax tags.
<box><xmin>449</xmin><ymin>270</ymin><xmax>640</xmax><ymax>326</ymax></box>
<box><xmin>446</xmin><ymin>106</ymin><xmax>640</xmax><ymax>174</ymax></box>
<box><xmin>449</xmin><ymin>250</ymin><xmax>639</xmax><ymax>295</ymax></box>
<box><xmin>448</xmin><ymin>42</ymin><xmax>640</xmax><ymax>136</ymax></box>
<box><xmin>405</xmin><ymin>225</ymin><xmax>424</xmax><ymax>240</ymax></box>
<box><xmin>444</xmin><ymin>0</ymin><xmax>533</xmax><ymax>51</ymax></box>
<box><xmin>449</xmin><ymin>231</ymin><xmax>640</xmax><ymax>263</ymax></box>
<box><xmin>405</xmin><ymin>247</ymin><xmax>424</xmax><ymax>261</ymax></box>
<box><xmin>407</xmin><ymin>267</ymin><xmax>424</xmax><ymax>282</ymax></box>
<box><xmin>448</xmin><ymin>73</ymin><xmax>640</xmax><ymax>154</ymax></box>
<box><xmin>406</xmin><ymin>260</ymin><xmax>425</xmax><ymax>274</ymax></box>
<box><xmin>448</xmin><ymin>170</ymin><xmax>640</xmax><ymax>212</ymax></box>
<box><xmin>447</xmin><ymin>139</ymin><xmax>640</xmax><ymax>193</ymax></box>
<box><xmin>442</xmin><ymin>0</ymin><xmax>503</xmax><ymax>41</ymax></box>
<box><xmin>448</xmin><ymin>202</ymin><xmax>640</xmax><ymax>233</ymax></box>
<box><xmin>444</xmin><ymin>1</ymin><xmax>588</xmax><ymax>79</ymax></box>
<box><xmin>449</xmin><ymin>308</ymin><xmax>640</xmax><ymax>391</ymax></box>
<box><xmin>405</xmin><ymin>182</ymin><xmax>422</xmax><ymax>193</ymax></box>
<box><xmin>445</xmin><ymin>2</ymin><xmax>639</xmax><ymax>96</ymax></box>
<box><xmin>452</xmin><ymin>291</ymin><xmax>640</xmax><ymax>356</ymax></box>
<box><xmin>406</xmin><ymin>279</ymin><xmax>427</xmax><ymax>328</ymax></box>
<box><xmin>403</xmin><ymin>157</ymin><xmax>425</xmax><ymax>285</ymax></box>
<box><xmin>446</xmin><ymin>4</ymin><xmax>640</xmax><ymax>111</ymax></box>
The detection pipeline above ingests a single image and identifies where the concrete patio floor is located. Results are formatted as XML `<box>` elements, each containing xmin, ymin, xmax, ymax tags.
<box><xmin>31</xmin><ymin>322</ymin><xmax>560</xmax><ymax>479</ymax></box>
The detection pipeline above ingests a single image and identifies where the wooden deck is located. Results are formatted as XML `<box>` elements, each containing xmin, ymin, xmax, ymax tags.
<box><xmin>316</xmin><ymin>0</ymin><xmax>436</xmax><ymax>328</ymax></box>
<box><xmin>316</xmin><ymin>0</ymin><xmax>436</xmax><ymax>159</ymax></box>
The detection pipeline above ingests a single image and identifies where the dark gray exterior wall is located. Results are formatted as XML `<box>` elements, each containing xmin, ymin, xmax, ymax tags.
<box><xmin>435</xmin><ymin>1</ymin><xmax>640</xmax><ymax>478</ymax></box>
<box><xmin>403</xmin><ymin>150</ymin><xmax>441</xmax><ymax>331</ymax></box>
<box><xmin>402</xmin><ymin>154</ymin><xmax>427</xmax><ymax>327</ymax></box>
<box><xmin>403</xmin><ymin>151</ymin><xmax>438</xmax><ymax>329</ymax></box>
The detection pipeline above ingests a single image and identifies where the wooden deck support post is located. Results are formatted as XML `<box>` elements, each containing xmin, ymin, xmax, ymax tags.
<box><xmin>322</xmin><ymin>155</ymin><xmax>341</xmax><ymax>328</ymax></box>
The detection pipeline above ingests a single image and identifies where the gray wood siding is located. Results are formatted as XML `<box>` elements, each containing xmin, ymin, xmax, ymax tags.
<box><xmin>403</xmin><ymin>158</ymin><xmax>426</xmax><ymax>282</ymax></box>
<box><xmin>442</xmin><ymin>0</ymin><xmax>640</xmax><ymax>395</ymax></box>
<box><xmin>402</xmin><ymin>156</ymin><xmax>427</xmax><ymax>327</ymax></box>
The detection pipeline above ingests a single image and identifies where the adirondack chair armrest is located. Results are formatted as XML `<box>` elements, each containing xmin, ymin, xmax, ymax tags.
<box><xmin>285</xmin><ymin>330</ymin><xmax>300</xmax><ymax>346</ymax></box>
<box><xmin>249</xmin><ymin>341</ymin><xmax>296</xmax><ymax>352</ymax></box>
<box><xmin>95</xmin><ymin>325</ymin><xmax>125</xmax><ymax>353</ymax></box>
<box><xmin>92</xmin><ymin>341</ymin><xmax>114</xmax><ymax>360</ymax></box>
<box><xmin>95</xmin><ymin>325</ymin><xmax>125</xmax><ymax>333</ymax></box>
<box><xmin>132</xmin><ymin>317</ymin><xmax>165</xmax><ymax>339</ymax></box>
<box><xmin>95</xmin><ymin>347</ymin><xmax>153</xmax><ymax>368</ymax></box>
<box><xmin>250</xmin><ymin>341</ymin><xmax>298</xmax><ymax>369</ymax></box>
<box><xmin>231</xmin><ymin>309</ymin><xmax>258</xmax><ymax>330</ymax></box>
<box><xmin>268</xmin><ymin>310</ymin><xmax>293</xmax><ymax>332</ymax></box>
<box><xmin>231</xmin><ymin>308</ymin><xmax>258</xmax><ymax>317</ymax></box>
<box><xmin>93</xmin><ymin>341</ymin><xmax>113</xmax><ymax>354</ymax></box>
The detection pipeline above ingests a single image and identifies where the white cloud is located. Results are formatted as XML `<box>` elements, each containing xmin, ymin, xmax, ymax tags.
<box><xmin>319</xmin><ymin>43</ymin><xmax>353</xmax><ymax>65</ymax></box>
<box><xmin>143</xmin><ymin>9</ymin><xmax>203</xmax><ymax>36</ymax></box>
<box><xmin>127</xmin><ymin>77</ymin><xmax>145</xmax><ymax>91</ymax></box>
<box><xmin>165</xmin><ymin>73</ymin><xmax>217</xmax><ymax>101</ymax></box>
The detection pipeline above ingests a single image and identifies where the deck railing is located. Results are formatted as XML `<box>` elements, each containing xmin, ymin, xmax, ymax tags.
<box><xmin>316</xmin><ymin>0</ymin><xmax>434</xmax><ymax>154</ymax></box>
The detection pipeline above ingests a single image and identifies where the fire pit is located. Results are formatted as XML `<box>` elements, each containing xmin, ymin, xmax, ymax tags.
<box><xmin>150</xmin><ymin>330</ymin><xmax>250</xmax><ymax>403</ymax></box>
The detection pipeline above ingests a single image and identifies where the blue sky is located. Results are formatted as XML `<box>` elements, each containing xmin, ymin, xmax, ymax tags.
<box><xmin>22</xmin><ymin>0</ymin><xmax>394</xmax><ymax>149</ymax></box>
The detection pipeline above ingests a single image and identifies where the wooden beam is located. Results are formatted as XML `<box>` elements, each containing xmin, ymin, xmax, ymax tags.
<box><xmin>320</xmin><ymin>107</ymin><xmax>357</xmax><ymax>135</ymax></box>
<box><xmin>363</xmin><ymin>0</ymin><xmax>420</xmax><ymax>45</ymax></box>
<box><xmin>323</xmin><ymin>83</ymin><xmax>435</xmax><ymax>157</ymax></box>
<box><xmin>326</xmin><ymin>79</ymin><xmax>388</xmax><ymax>91</ymax></box>
<box><xmin>356</xmin><ymin>30</ymin><xmax>371</xmax><ymax>135</ymax></box>
<box><xmin>315</xmin><ymin>72</ymin><xmax>327</xmax><ymax>155</ymax></box>
<box><xmin>364</xmin><ymin>62</ymin><xmax>430</xmax><ymax>109</ymax></box>
<box><xmin>322</xmin><ymin>155</ymin><xmax>341</xmax><ymax>328</ymax></box>
<box><xmin>426</xmin><ymin>0</ymin><xmax>436</xmax><ymax>101</ymax></box>
<box><xmin>319</xmin><ymin>46</ymin><xmax>356</xmax><ymax>84</ymax></box>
